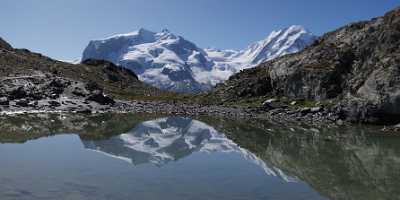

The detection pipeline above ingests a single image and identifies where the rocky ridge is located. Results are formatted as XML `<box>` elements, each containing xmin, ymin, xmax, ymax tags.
<box><xmin>210</xmin><ymin>7</ymin><xmax>400</xmax><ymax>125</ymax></box>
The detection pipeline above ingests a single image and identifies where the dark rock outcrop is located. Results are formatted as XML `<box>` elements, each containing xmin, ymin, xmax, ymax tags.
<box><xmin>0</xmin><ymin>37</ymin><xmax>12</xmax><ymax>50</ymax></box>
<box><xmin>86</xmin><ymin>91</ymin><xmax>115</xmax><ymax>105</ymax></box>
<box><xmin>211</xmin><ymin>7</ymin><xmax>400</xmax><ymax>124</ymax></box>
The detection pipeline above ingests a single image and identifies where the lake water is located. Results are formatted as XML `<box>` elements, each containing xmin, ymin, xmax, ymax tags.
<box><xmin>0</xmin><ymin>113</ymin><xmax>399</xmax><ymax>200</ymax></box>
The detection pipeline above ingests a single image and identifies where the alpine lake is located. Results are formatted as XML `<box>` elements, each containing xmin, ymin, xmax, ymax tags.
<box><xmin>0</xmin><ymin>112</ymin><xmax>399</xmax><ymax>200</ymax></box>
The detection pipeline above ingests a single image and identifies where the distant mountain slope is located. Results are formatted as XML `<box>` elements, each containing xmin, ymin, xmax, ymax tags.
<box><xmin>209</xmin><ymin>7</ymin><xmax>400</xmax><ymax>124</ymax></box>
<box><xmin>205</xmin><ymin>25</ymin><xmax>317</xmax><ymax>70</ymax></box>
<box><xmin>82</xmin><ymin>26</ymin><xmax>316</xmax><ymax>93</ymax></box>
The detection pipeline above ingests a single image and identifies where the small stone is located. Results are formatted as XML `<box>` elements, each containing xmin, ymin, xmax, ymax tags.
<box><xmin>77</xmin><ymin>109</ymin><xmax>92</xmax><ymax>114</ymax></box>
<box><xmin>262</xmin><ymin>99</ymin><xmax>287</xmax><ymax>110</ymax></box>
<box><xmin>48</xmin><ymin>101</ymin><xmax>61</xmax><ymax>107</ymax></box>
<box><xmin>15</xmin><ymin>99</ymin><xmax>29</xmax><ymax>107</ymax></box>
<box><xmin>336</xmin><ymin>119</ymin><xmax>344</xmax><ymax>126</ymax></box>
<box><xmin>28</xmin><ymin>101</ymin><xmax>38</xmax><ymax>107</ymax></box>
<box><xmin>290</xmin><ymin>101</ymin><xmax>297</xmax><ymax>106</ymax></box>
<box><xmin>310</xmin><ymin>107</ymin><xmax>322</xmax><ymax>113</ymax></box>
<box><xmin>300</xmin><ymin>107</ymin><xmax>311</xmax><ymax>114</ymax></box>
<box><xmin>310</xmin><ymin>128</ymin><xmax>320</xmax><ymax>133</ymax></box>
<box><xmin>50</xmin><ymin>93</ymin><xmax>59</xmax><ymax>99</ymax></box>
<box><xmin>263</xmin><ymin>98</ymin><xmax>277</xmax><ymax>104</ymax></box>
<box><xmin>0</xmin><ymin>97</ymin><xmax>9</xmax><ymax>105</ymax></box>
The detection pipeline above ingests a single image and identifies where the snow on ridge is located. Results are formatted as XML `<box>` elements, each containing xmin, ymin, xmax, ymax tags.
<box><xmin>82</xmin><ymin>27</ymin><xmax>317</xmax><ymax>93</ymax></box>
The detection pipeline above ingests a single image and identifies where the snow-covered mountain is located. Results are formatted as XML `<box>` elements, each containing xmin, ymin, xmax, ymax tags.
<box><xmin>82</xmin><ymin>117</ymin><xmax>297</xmax><ymax>182</ymax></box>
<box><xmin>82</xmin><ymin>26</ymin><xmax>317</xmax><ymax>93</ymax></box>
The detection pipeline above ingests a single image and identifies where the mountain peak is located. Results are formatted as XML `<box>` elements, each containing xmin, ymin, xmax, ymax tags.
<box><xmin>137</xmin><ymin>28</ymin><xmax>154</xmax><ymax>35</ymax></box>
<box><xmin>236</xmin><ymin>25</ymin><xmax>316</xmax><ymax>66</ymax></box>
<box><xmin>161</xmin><ymin>28</ymin><xmax>171</xmax><ymax>33</ymax></box>
<box><xmin>82</xmin><ymin>26</ymin><xmax>316</xmax><ymax>93</ymax></box>
<box><xmin>286</xmin><ymin>25</ymin><xmax>307</xmax><ymax>31</ymax></box>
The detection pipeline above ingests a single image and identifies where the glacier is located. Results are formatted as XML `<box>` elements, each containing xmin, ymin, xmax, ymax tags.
<box><xmin>82</xmin><ymin>26</ymin><xmax>317</xmax><ymax>93</ymax></box>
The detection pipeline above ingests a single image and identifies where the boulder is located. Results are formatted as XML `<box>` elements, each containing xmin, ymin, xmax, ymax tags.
<box><xmin>262</xmin><ymin>99</ymin><xmax>287</xmax><ymax>110</ymax></box>
<box><xmin>310</xmin><ymin>107</ymin><xmax>323</xmax><ymax>113</ymax></box>
<box><xmin>48</xmin><ymin>101</ymin><xmax>61</xmax><ymax>107</ymax></box>
<box><xmin>300</xmin><ymin>107</ymin><xmax>311</xmax><ymax>114</ymax></box>
<box><xmin>72</xmin><ymin>86</ymin><xmax>90</xmax><ymax>97</ymax></box>
<box><xmin>9</xmin><ymin>87</ymin><xmax>27</xmax><ymax>100</ymax></box>
<box><xmin>15</xmin><ymin>99</ymin><xmax>29</xmax><ymax>107</ymax></box>
<box><xmin>86</xmin><ymin>93</ymin><xmax>115</xmax><ymax>105</ymax></box>
<box><xmin>0</xmin><ymin>97</ymin><xmax>9</xmax><ymax>105</ymax></box>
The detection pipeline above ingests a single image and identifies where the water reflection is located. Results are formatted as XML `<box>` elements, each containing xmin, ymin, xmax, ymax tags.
<box><xmin>203</xmin><ymin>118</ymin><xmax>400</xmax><ymax>200</ymax></box>
<box><xmin>82</xmin><ymin>117</ymin><xmax>296</xmax><ymax>181</ymax></box>
<box><xmin>0</xmin><ymin>113</ymin><xmax>400</xmax><ymax>199</ymax></box>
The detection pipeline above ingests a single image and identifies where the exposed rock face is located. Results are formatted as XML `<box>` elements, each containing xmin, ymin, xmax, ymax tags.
<box><xmin>0</xmin><ymin>37</ymin><xmax>12</xmax><ymax>50</ymax></box>
<box><xmin>212</xmin><ymin>7</ymin><xmax>400</xmax><ymax>124</ymax></box>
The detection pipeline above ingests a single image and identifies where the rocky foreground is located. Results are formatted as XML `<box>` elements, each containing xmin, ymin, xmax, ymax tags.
<box><xmin>0</xmin><ymin>64</ymin><xmax>346</xmax><ymax>128</ymax></box>
<box><xmin>3</xmin><ymin>80</ymin><xmax>399</xmax><ymax>132</ymax></box>
<box><xmin>0</xmin><ymin>67</ymin><xmax>398</xmax><ymax>132</ymax></box>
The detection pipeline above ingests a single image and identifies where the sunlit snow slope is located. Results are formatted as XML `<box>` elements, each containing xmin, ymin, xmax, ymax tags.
<box><xmin>82</xmin><ymin>26</ymin><xmax>316</xmax><ymax>93</ymax></box>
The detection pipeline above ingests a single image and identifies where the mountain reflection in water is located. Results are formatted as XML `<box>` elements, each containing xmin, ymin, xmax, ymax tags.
<box><xmin>82</xmin><ymin>117</ymin><xmax>296</xmax><ymax>182</ymax></box>
<box><xmin>0</xmin><ymin>113</ymin><xmax>400</xmax><ymax>200</ymax></box>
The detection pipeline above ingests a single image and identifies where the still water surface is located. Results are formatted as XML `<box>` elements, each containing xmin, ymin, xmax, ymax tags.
<box><xmin>0</xmin><ymin>113</ymin><xmax>399</xmax><ymax>200</ymax></box>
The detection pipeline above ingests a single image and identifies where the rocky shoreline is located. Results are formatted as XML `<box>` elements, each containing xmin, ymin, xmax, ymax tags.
<box><xmin>0</xmin><ymin>96</ymin><xmax>378</xmax><ymax>128</ymax></box>
<box><xmin>2</xmin><ymin>91</ymin><xmax>400</xmax><ymax>133</ymax></box>
<box><xmin>0</xmin><ymin>70</ymin><xmax>398</xmax><ymax>133</ymax></box>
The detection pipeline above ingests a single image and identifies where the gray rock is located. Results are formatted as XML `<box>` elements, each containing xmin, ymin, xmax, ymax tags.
<box><xmin>300</xmin><ymin>107</ymin><xmax>311</xmax><ymax>114</ymax></box>
<box><xmin>0</xmin><ymin>97</ymin><xmax>9</xmax><ymax>105</ymax></box>
<box><xmin>86</xmin><ymin>93</ymin><xmax>115</xmax><ymax>105</ymax></box>
<box><xmin>263</xmin><ymin>98</ymin><xmax>277</xmax><ymax>105</ymax></box>
<box><xmin>310</xmin><ymin>107</ymin><xmax>322</xmax><ymax>113</ymax></box>
<box><xmin>48</xmin><ymin>101</ymin><xmax>61</xmax><ymax>107</ymax></box>
<box><xmin>9</xmin><ymin>87</ymin><xmax>27</xmax><ymax>100</ymax></box>
<box><xmin>15</xmin><ymin>99</ymin><xmax>29</xmax><ymax>107</ymax></box>
<box><xmin>336</xmin><ymin>119</ymin><xmax>344</xmax><ymax>126</ymax></box>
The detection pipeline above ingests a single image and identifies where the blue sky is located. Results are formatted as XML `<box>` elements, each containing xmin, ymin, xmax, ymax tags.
<box><xmin>1</xmin><ymin>0</ymin><xmax>398</xmax><ymax>60</ymax></box>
